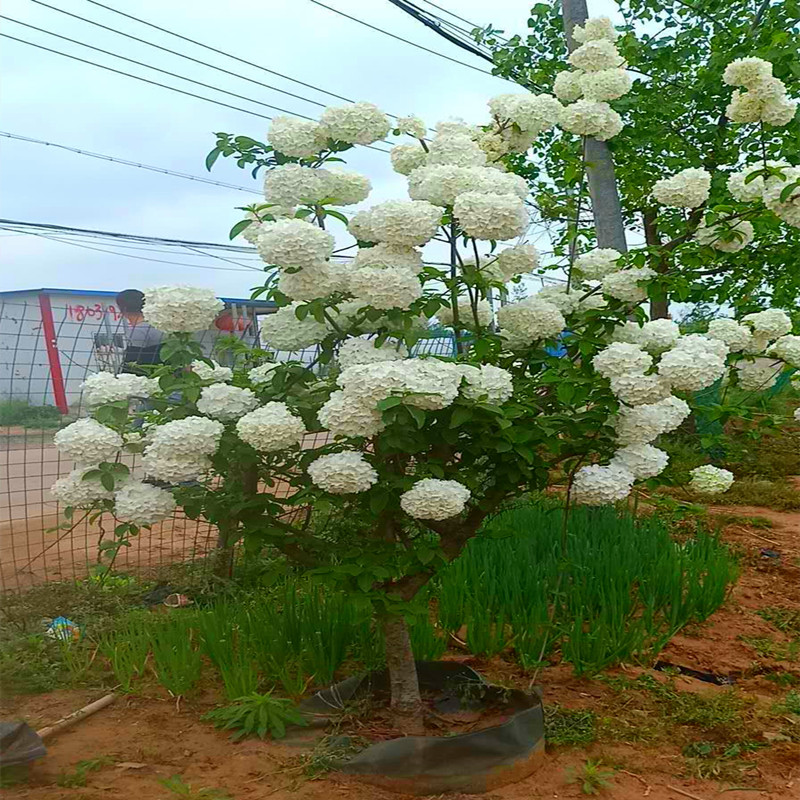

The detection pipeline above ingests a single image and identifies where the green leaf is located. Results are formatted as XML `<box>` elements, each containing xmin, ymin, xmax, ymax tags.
<box><xmin>357</xmin><ymin>573</ymin><xmax>374</xmax><ymax>592</ymax></box>
<box><xmin>325</xmin><ymin>209</ymin><xmax>349</xmax><ymax>224</ymax></box>
<box><xmin>100</xmin><ymin>473</ymin><xmax>115</xmax><ymax>492</ymax></box>
<box><xmin>229</xmin><ymin>219</ymin><xmax>253</xmax><ymax>240</ymax></box>
<box><xmin>205</xmin><ymin>146</ymin><xmax>222</xmax><ymax>171</ymax></box>
<box><xmin>450</xmin><ymin>406</ymin><xmax>473</xmax><ymax>428</ymax></box>
<box><xmin>377</xmin><ymin>396</ymin><xmax>403</xmax><ymax>411</ymax></box>
<box><xmin>406</xmin><ymin>405</ymin><xmax>426</xmax><ymax>428</ymax></box>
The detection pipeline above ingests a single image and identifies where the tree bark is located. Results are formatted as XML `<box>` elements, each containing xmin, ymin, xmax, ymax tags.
<box><xmin>561</xmin><ymin>0</ymin><xmax>628</xmax><ymax>253</ymax></box>
<box><xmin>643</xmin><ymin>208</ymin><xmax>670</xmax><ymax>319</ymax></box>
<box><xmin>381</xmin><ymin>613</ymin><xmax>424</xmax><ymax>734</ymax></box>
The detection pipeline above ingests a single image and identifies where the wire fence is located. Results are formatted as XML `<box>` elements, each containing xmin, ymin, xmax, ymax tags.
<box><xmin>0</xmin><ymin>290</ymin><xmax>456</xmax><ymax>593</ymax></box>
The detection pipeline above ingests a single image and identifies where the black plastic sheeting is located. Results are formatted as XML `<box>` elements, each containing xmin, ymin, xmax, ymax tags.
<box><xmin>299</xmin><ymin>661</ymin><xmax>545</xmax><ymax>795</ymax></box>
<box><xmin>0</xmin><ymin>722</ymin><xmax>46</xmax><ymax>767</ymax></box>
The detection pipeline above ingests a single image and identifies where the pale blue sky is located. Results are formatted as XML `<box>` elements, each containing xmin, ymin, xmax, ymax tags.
<box><xmin>1</xmin><ymin>0</ymin><xmax>622</xmax><ymax>296</ymax></box>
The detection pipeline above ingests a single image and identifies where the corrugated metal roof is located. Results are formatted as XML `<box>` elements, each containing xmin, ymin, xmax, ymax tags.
<box><xmin>0</xmin><ymin>288</ymin><xmax>275</xmax><ymax>306</ymax></box>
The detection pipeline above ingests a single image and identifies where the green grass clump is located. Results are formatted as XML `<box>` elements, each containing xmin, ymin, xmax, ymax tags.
<box><xmin>202</xmin><ymin>692</ymin><xmax>306</xmax><ymax>740</ymax></box>
<box><xmin>759</xmin><ymin>607</ymin><xmax>800</xmax><ymax>636</ymax></box>
<box><xmin>57</xmin><ymin>756</ymin><xmax>115</xmax><ymax>787</ymax></box>
<box><xmin>0</xmin><ymin>399</ymin><xmax>63</xmax><ymax>428</ymax></box>
<box><xmin>545</xmin><ymin>705</ymin><xmax>597</xmax><ymax>746</ymax></box>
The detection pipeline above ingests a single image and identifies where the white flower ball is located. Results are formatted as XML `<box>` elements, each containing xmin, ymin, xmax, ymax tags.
<box><xmin>725</xmin><ymin>162</ymin><xmax>790</xmax><ymax>203</ymax></box>
<box><xmin>453</xmin><ymin>191</ymin><xmax>528</xmax><ymax>241</ymax></box>
<box><xmin>572</xmin><ymin>464</ymin><xmax>634</xmax><ymax>505</ymax></box>
<box><xmin>426</xmin><ymin>133</ymin><xmax>487</xmax><ymax>167</ymax></box>
<box><xmin>81</xmin><ymin>372</ymin><xmax>159</xmax><ymax>406</ymax></box>
<box><xmin>147</xmin><ymin>417</ymin><xmax>224</xmax><ymax>458</ymax></box>
<box><xmin>474</xmin><ymin>169</ymin><xmax>530</xmax><ymax>200</ymax></box>
<box><xmin>723</xmin><ymin>57</ymin><xmax>773</xmax><ymax>88</ymax></box>
<box><xmin>614</xmin><ymin>395</ymin><xmax>690</xmax><ymax>444</ymax></box>
<box><xmin>196</xmin><ymin>384</ymin><xmax>259</xmax><ymax>421</ymax></box>
<box><xmin>140</xmin><ymin>452</ymin><xmax>211</xmax><ymax>482</ymax></box>
<box><xmin>260</xmin><ymin>303</ymin><xmax>330</xmax><ymax>351</ymax></box>
<box><xmin>235</xmin><ymin>402</ymin><xmax>306</xmax><ymax>452</ymax></box>
<box><xmin>491</xmin><ymin>244</ymin><xmax>540</xmax><ymax>280</ymax></box>
<box><xmin>307</xmin><ymin>450</ymin><xmax>378</xmax><ymax>494</ymax></box>
<box><xmin>438</xmin><ymin>298</ymin><xmax>493</xmax><ymax>329</ymax></box>
<box><xmin>593</xmin><ymin>342</ymin><xmax>653</xmax><ymax>379</ymax></box>
<box><xmin>610</xmin><ymin>373</ymin><xmax>673</xmax><ymax>406</ymax></box>
<box><xmin>572</xmin><ymin>16</ymin><xmax>618</xmax><ymax>43</ymax></box>
<box><xmin>325</xmin><ymin>169</ymin><xmax>372</xmax><ymax>205</ymax></box>
<box><xmin>629</xmin><ymin>320</ymin><xmax>678</xmax><ymax>354</ymax></box>
<box><xmin>535</xmin><ymin>285</ymin><xmax>581</xmax><ymax>315</ymax></box>
<box><xmin>248</xmin><ymin>363</ymin><xmax>280</xmax><ymax>385</ymax></box>
<box><xmin>390</xmin><ymin>144</ymin><xmax>427</xmax><ymax>176</ymax></box>
<box><xmin>706</xmin><ymin>318</ymin><xmax>754</xmax><ymax>352</ymax></box>
<box><xmin>736</xmin><ymin>362</ymin><xmax>779</xmax><ymax>391</ymax></box>
<box><xmin>337</xmin><ymin>337</ymin><xmax>407</xmax><ymax>369</ymax></box>
<box><xmin>348</xmin><ymin>209</ymin><xmax>379</xmax><ymax>242</ymax></box>
<box><xmin>318</xmin><ymin>390</ymin><xmax>385</xmax><ymax>438</ymax></box>
<box><xmin>396</xmin><ymin>115</ymin><xmax>427</xmax><ymax>138</ymax></box>
<box><xmin>114</xmin><ymin>481</ymin><xmax>176</xmax><ymax>525</ymax></box>
<box><xmin>54</xmin><ymin>418</ymin><xmax>123</xmax><ymax>463</ymax></box>
<box><xmin>695</xmin><ymin>219</ymin><xmax>754</xmax><ymax>252</ymax></box>
<box><xmin>369</xmin><ymin>200</ymin><xmax>442</xmax><ymax>246</ymax></box>
<box><xmin>658</xmin><ymin>336</ymin><xmax>727</xmax><ymax>391</ymax></box>
<box><xmin>655</xmin><ymin>395</ymin><xmax>692</xmax><ymax>432</ymax></box>
<box><xmin>761</xmin><ymin>96</ymin><xmax>798</xmax><ymax>127</ymax></box>
<box><xmin>574</xmin><ymin>248</ymin><xmax>622</xmax><ymax>280</ymax></box>
<box><xmin>191</xmin><ymin>360</ymin><xmax>233</xmax><ymax>382</ymax></box>
<box><xmin>257</xmin><ymin>218</ymin><xmax>335</xmax><ymax>269</ymax></box>
<box><xmin>569</xmin><ymin>40</ymin><xmax>623</xmax><ymax>72</ymax></box>
<box><xmin>488</xmin><ymin>93</ymin><xmax>562</xmax><ymax>135</ymax></box>
<box><xmin>579</xmin><ymin>68</ymin><xmax>631</xmax><ymax>102</ymax></box>
<box><xmin>267</xmin><ymin>116</ymin><xmax>327</xmax><ymax>158</ymax></box>
<box><xmin>763</xmin><ymin>167</ymin><xmax>800</xmax><ymax>228</ymax></box>
<box><xmin>743</xmin><ymin>308</ymin><xmax>793</xmax><ymax>338</ymax></box>
<box><xmin>602</xmin><ymin>267</ymin><xmax>656</xmax><ymax>303</ymax></box>
<box><xmin>554</xmin><ymin>70</ymin><xmax>585</xmax><ymax>102</ymax></box>
<box><xmin>652</xmin><ymin>168</ymin><xmax>711</xmax><ymax>208</ymax></box>
<box><xmin>459</xmin><ymin>364</ymin><xmax>513</xmax><ymax>404</ymax></box>
<box><xmin>351</xmin><ymin>243</ymin><xmax>422</xmax><ymax>275</ymax></box>
<box><xmin>51</xmin><ymin>466</ymin><xmax>115</xmax><ymax>507</ymax></box>
<box><xmin>611</xmin><ymin>444</ymin><xmax>669</xmax><ymax>479</ymax></box>
<box><xmin>689</xmin><ymin>465</ymin><xmax>734</xmax><ymax>494</ymax></box>
<box><xmin>408</xmin><ymin>164</ymin><xmax>482</xmax><ymax>207</ymax></box>
<box><xmin>400</xmin><ymin>478</ymin><xmax>471</xmax><ymax>520</ymax></box>
<box><xmin>794</xmin><ymin>407</ymin><xmax>800</xmax><ymax>422</ymax></box>
<box><xmin>349</xmin><ymin>266</ymin><xmax>422</xmax><ymax>310</ymax></box>
<box><xmin>497</xmin><ymin>298</ymin><xmax>565</xmax><ymax>346</ymax></box>
<box><xmin>769</xmin><ymin>334</ymin><xmax>800</xmax><ymax>367</ymax></box>
<box><xmin>263</xmin><ymin>164</ymin><xmax>330</xmax><ymax>206</ymax></box>
<box><xmin>319</xmin><ymin>102</ymin><xmax>391</xmax><ymax>145</ymax></box>
<box><xmin>559</xmin><ymin>100</ymin><xmax>623</xmax><ymax>139</ymax></box>
<box><xmin>143</xmin><ymin>286</ymin><xmax>224</xmax><ymax>334</ymax></box>
<box><xmin>278</xmin><ymin>261</ymin><xmax>343</xmax><ymax>301</ymax></box>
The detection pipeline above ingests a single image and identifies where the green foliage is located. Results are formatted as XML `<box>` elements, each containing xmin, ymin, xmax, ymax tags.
<box><xmin>758</xmin><ymin>607</ymin><xmax>800</xmax><ymax>635</ymax></box>
<box><xmin>202</xmin><ymin>692</ymin><xmax>307</xmax><ymax>741</ymax></box>
<box><xmin>0</xmin><ymin>632</ymin><xmax>64</xmax><ymax>694</ymax></box>
<box><xmin>149</xmin><ymin>614</ymin><xmax>203</xmax><ymax>697</ymax></box>
<box><xmin>0</xmin><ymin>399</ymin><xmax>63</xmax><ymax>428</ymax></box>
<box><xmin>96</xmin><ymin>612</ymin><xmax>152</xmax><ymax>693</ymax></box>
<box><xmin>567</xmin><ymin>759</ymin><xmax>615</xmax><ymax>795</ymax></box>
<box><xmin>545</xmin><ymin>705</ymin><xmax>598</xmax><ymax>746</ymax></box>
<box><xmin>682</xmin><ymin>740</ymin><xmax>762</xmax><ymax>781</ymax></box>
<box><xmin>159</xmin><ymin>775</ymin><xmax>232</xmax><ymax>800</ymax></box>
<box><xmin>57</xmin><ymin>756</ymin><xmax>115</xmax><ymax>788</ymax></box>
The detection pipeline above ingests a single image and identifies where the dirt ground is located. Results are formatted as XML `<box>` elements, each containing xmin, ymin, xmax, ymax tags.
<box><xmin>2</xmin><ymin>503</ymin><xmax>799</xmax><ymax>799</ymax></box>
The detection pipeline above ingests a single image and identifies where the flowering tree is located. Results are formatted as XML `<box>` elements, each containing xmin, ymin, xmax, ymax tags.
<box><xmin>51</xmin><ymin>18</ymin><xmax>800</xmax><ymax>731</ymax></box>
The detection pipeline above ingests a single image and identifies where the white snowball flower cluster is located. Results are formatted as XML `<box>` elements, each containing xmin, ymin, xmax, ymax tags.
<box><xmin>763</xmin><ymin>167</ymin><xmax>800</xmax><ymax>228</ymax></box>
<box><xmin>652</xmin><ymin>168</ymin><xmax>711</xmax><ymax>208</ymax></box>
<box><xmin>307</xmin><ymin>450</ymin><xmax>378</xmax><ymax>494</ymax></box>
<box><xmin>706</xmin><ymin>318</ymin><xmax>754</xmax><ymax>352</ymax></box>
<box><xmin>490</xmin><ymin>244</ymin><xmax>540</xmax><ymax>280</ymax></box>
<box><xmin>400</xmin><ymin>478</ymin><xmax>471</xmax><ymax>520</ymax></box>
<box><xmin>572</xmin><ymin>16</ymin><xmax>618</xmax><ymax>43</ymax></box>
<box><xmin>326</xmin><ymin>169</ymin><xmax>372</xmax><ymax>205</ymax></box>
<box><xmin>689</xmin><ymin>465</ymin><xmax>734</xmax><ymax>494</ymax></box>
<box><xmin>55</xmin><ymin>418</ymin><xmax>123</xmax><ymax>463</ymax></box>
<box><xmin>658</xmin><ymin>335</ymin><xmax>728</xmax><ymax>391</ymax></box>
<box><xmin>580</xmin><ymin>68</ymin><xmax>632</xmax><ymax>102</ymax></box>
<box><xmin>264</xmin><ymin>164</ymin><xmax>330</xmax><ymax>206</ymax></box>
<box><xmin>572</xmin><ymin>463</ymin><xmax>634</xmax><ymax>505</ymax></box>
<box><xmin>396</xmin><ymin>115</ymin><xmax>426</xmax><ymax>138</ymax></box>
<box><xmin>737</xmin><ymin>362</ymin><xmax>779</xmax><ymax>391</ymax></box>
<box><xmin>794</xmin><ymin>407</ymin><xmax>800</xmax><ymax>422</ymax></box>
<box><xmin>724</xmin><ymin>58</ymin><xmax>797</xmax><ymax>127</ymax></box>
<box><xmin>351</xmin><ymin>243</ymin><xmax>422</xmax><ymax>276</ymax></box>
<box><xmin>256</xmin><ymin>218</ymin><xmax>335</xmax><ymax>269</ymax></box>
<box><xmin>196</xmin><ymin>384</ymin><xmax>259</xmax><ymax>421</ymax></box>
<box><xmin>558</xmin><ymin>100</ymin><xmax>623</xmax><ymax>140</ymax></box>
<box><xmin>140</xmin><ymin>452</ymin><xmax>211</xmax><ymax>483</ymax></box>
<box><xmin>610</xmin><ymin>373</ymin><xmax>673</xmax><ymax>406</ymax></box>
<box><xmin>191</xmin><ymin>360</ymin><xmax>233</xmax><ymax>382</ymax></box>
<box><xmin>319</xmin><ymin>102</ymin><xmax>391</xmax><ymax>144</ymax></box>
<box><xmin>143</xmin><ymin>286</ymin><xmax>224</xmax><ymax>333</ymax></box>
<box><xmin>260</xmin><ymin>303</ymin><xmax>330</xmax><ymax>351</ymax></box>
<box><xmin>278</xmin><ymin>262</ymin><xmax>343</xmax><ymax>301</ymax></box>
<box><xmin>453</xmin><ymin>191</ymin><xmax>528</xmax><ymax>241</ymax></box>
<box><xmin>554</xmin><ymin>70</ymin><xmax>585</xmax><ymax>102</ymax></box>
<box><xmin>602</xmin><ymin>267</ymin><xmax>656</xmax><ymax>303</ymax></box>
<box><xmin>743</xmin><ymin>308</ymin><xmax>793</xmax><ymax>339</ymax></box>
<box><xmin>569</xmin><ymin>39</ymin><xmax>623</xmax><ymax>72</ymax></box>
<box><xmin>426</xmin><ymin>133</ymin><xmax>487</xmax><ymax>167</ymax></box>
<box><xmin>348</xmin><ymin>209</ymin><xmax>379</xmax><ymax>242</ymax></box>
<box><xmin>366</xmin><ymin>200</ymin><xmax>442</xmax><ymax>247</ymax></box>
<box><xmin>248</xmin><ymin>362</ymin><xmax>280</xmax><ymax>385</ymax></box>
<box><xmin>408</xmin><ymin>165</ymin><xmax>528</xmax><ymax>208</ymax></box>
<box><xmin>438</xmin><ymin>298</ymin><xmax>493</xmax><ymax>329</ymax></box>
<box><xmin>574</xmin><ymin>248</ymin><xmax>622</xmax><ymax>280</ymax></box>
<box><xmin>487</xmin><ymin>93</ymin><xmax>562</xmax><ymax>136</ymax></box>
<box><xmin>337</xmin><ymin>337</ymin><xmax>407</xmax><ymax>369</ymax></box>
<box><xmin>726</xmin><ymin>161</ymin><xmax>789</xmax><ymax>203</ymax></box>
<box><xmin>459</xmin><ymin>364</ymin><xmax>514</xmax><ymax>404</ymax></box>
<box><xmin>611</xmin><ymin>444</ymin><xmax>669</xmax><ymax>479</ymax></box>
<box><xmin>614</xmin><ymin>396</ymin><xmax>691</xmax><ymax>445</ymax></box>
<box><xmin>769</xmin><ymin>335</ymin><xmax>800</xmax><ymax>367</ymax></box>
<box><xmin>638</xmin><ymin>319</ymin><xmax>681</xmax><ymax>353</ymax></box>
<box><xmin>348</xmin><ymin>266</ymin><xmax>422</xmax><ymax>310</ymax></box>
<box><xmin>51</xmin><ymin>466</ymin><xmax>115</xmax><ymax>507</ymax></box>
<box><xmin>535</xmin><ymin>285</ymin><xmax>581</xmax><ymax>315</ymax></box>
<box><xmin>318</xmin><ymin>389</ymin><xmax>386</xmax><ymax>438</ymax></box>
<box><xmin>695</xmin><ymin>219</ymin><xmax>754</xmax><ymax>252</ymax></box>
<box><xmin>390</xmin><ymin>144</ymin><xmax>428</xmax><ymax>176</ymax></box>
<box><xmin>593</xmin><ymin>342</ymin><xmax>653</xmax><ymax>380</ymax></box>
<box><xmin>114</xmin><ymin>481</ymin><xmax>176</xmax><ymax>525</ymax></box>
<box><xmin>497</xmin><ymin>297</ymin><xmax>566</xmax><ymax>347</ymax></box>
<box><xmin>235</xmin><ymin>402</ymin><xmax>306</xmax><ymax>452</ymax></box>
<box><xmin>141</xmin><ymin>417</ymin><xmax>224</xmax><ymax>483</ymax></box>
<box><xmin>81</xmin><ymin>372</ymin><xmax>159</xmax><ymax>406</ymax></box>
<box><xmin>267</xmin><ymin>116</ymin><xmax>327</xmax><ymax>158</ymax></box>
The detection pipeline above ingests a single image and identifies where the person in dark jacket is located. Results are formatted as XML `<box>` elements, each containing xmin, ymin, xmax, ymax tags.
<box><xmin>115</xmin><ymin>289</ymin><xmax>165</xmax><ymax>372</ymax></box>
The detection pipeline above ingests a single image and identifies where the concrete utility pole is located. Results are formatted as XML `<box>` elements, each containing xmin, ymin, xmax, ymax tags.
<box><xmin>561</xmin><ymin>0</ymin><xmax>628</xmax><ymax>253</ymax></box>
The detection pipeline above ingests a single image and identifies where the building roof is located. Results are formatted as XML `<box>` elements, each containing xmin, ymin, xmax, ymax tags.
<box><xmin>0</xmin><ymin>288</ymin><xmax>274</xmax><ymax>306</ymax></box>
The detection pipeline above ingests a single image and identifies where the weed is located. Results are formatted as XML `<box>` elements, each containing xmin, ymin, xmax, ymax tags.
<box><xmin>758</xmin><ymin>607</ymin><xmax>800</xmax><ymax>636</ymax></box>
<box><xmin>159</xmin><ymin>775</ymin><xmax>232</xmax><ymax>799</ymax></box>
<box><xmin>778</xmin><ymin>689</ymin><xmax>800</xmax><ymax>716</ymax></box>
<box><xmin>545</xmin><ymin>705</ymin><xmax>597</xmax><ymax>746</ymax></box>
<box><xmin>0</xmin><ymin>399</ymin><xmax>63</xmax><ymax>428</ymax></box>
<box><xmin>764</xmin><ymin>671</ymin><xmax>799</xmax><ymax>687</ymax></box>
<box><xmin>149</xmin><ymin>614</ymin><xmax>203</xmax><ymax>697</ymax></box>
<box><xmin>57</xmin><ymin>756</ymin><xmax>115</xmax><ymax>787</ymax></box>
<box><xmin>96</xmin><ymin>612</ymin><xmax>152</xmax><ymax>693</ymax></box>
<box><xmin>712</xmin><ymin>513</ymin><xmax>774</xmax><ymax>529</ymax></box>
<box><xmin>301</xmin><ymin>734</ymin><xmax>370</xmax><ymax>778</ymax></box>
<box><xmin>740</xmin><ymin>635</ymin><xmax>800</xmax><ymax>662</ymax></box>
<box><xmin>682</xmin><ymin>740</ymin><xmax>761</xmax><ymax>781</ymax></box>
<box><xmin>202</xmin><ymin>692</ymin><xmax>307</xmax><ymax>740</ymax></box>
<box><xmin>567</xmin><ymin>759</ymin><xmax>615</xmax><ymax>795</ymax></box>
<box><xmin>0</xmin><ymin>633</ymin><xmax>63</xmax><ymax>694</ymax></box>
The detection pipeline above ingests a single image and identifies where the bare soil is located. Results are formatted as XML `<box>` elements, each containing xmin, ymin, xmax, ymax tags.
<box><xmin>2</xmin><ymin>506</ymin><xmax>799</xmax><ymax>799</ymax></box>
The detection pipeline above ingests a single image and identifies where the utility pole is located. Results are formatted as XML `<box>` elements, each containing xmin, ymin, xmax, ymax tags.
<box><xmin>561</xmin><ymin>0</ymin><xmax>628</xmax><ymax>254</ymax></box>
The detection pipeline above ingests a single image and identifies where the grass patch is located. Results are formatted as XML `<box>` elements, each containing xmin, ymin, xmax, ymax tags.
<box><xmin>57</xmin><ymin>756</ymin><xmax>115</xmax><ymax>788</ymax></box>
<box><xmin>758</xmin><ymin>607</ymin><xmax>800</xmax><ymax>636</ymax></box>
<box><xmin>712</xmin><ymin>513</ymin><xmax>774</xmax><ymax>529</ymax></box>
<box><xmin>681</xmin><ymin>740</ymin><xmax>762</xmax><ymax>781</ymax></box>
<box><xmin>740</xmin><ymin>635</ymin><xmax>800</xmax><ymax>662</ymax></box>
<box><xmin>544</xmin><ymin>705</ymin><xmax>597</xmax><ymax>746</ymax></box>
<box><xmin>0</xmin><ymin>399</ymin><xmax>63</xmax><ymax>428</ymax></box>
<box><xmin>665</xmin><ymin>477</ymin><xmax>800</xmax><ymax>511</ymax></box>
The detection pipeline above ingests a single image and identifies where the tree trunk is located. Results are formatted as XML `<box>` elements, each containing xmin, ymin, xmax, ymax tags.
<box><xmin>381</xmin><ymin>614</ymin><xmax>424</xmax><ymax>734</ymax></box>
<box><xmin>561</xmin><ymin>0</ymin><xmax>628</xmax><ymax>253</ymax></box>
<box><xmin>213</xmin><ymin>524</ymin><xmax>235</xmax><ymax>579</ymax></box>
<box><xmin>643</xmin><ymin>209</ymin><xmax>670</xmax><ymax>319</ymax></box>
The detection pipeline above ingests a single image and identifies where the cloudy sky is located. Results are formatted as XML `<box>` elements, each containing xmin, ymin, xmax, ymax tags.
<box><xmin>1</xmin><ymin>0</ymin><xmax>621</xmax><ymax>298</ymax></box>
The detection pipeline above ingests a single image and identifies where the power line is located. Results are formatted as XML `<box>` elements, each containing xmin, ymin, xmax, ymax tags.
<box><xmin>0</xmin><ymin>132</ymin><xmax>260</xmax><ymax>194</ymax></box>
<box><xmin>305</xmin><ymin>0</ymin><xmax>502</xmax><ymax>77</ymax></box>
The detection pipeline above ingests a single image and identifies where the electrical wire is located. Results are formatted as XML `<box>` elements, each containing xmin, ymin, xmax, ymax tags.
<box><xmin>0</xmin><ymin>132</ymin><xmax>260</xmax><ymax>194</ymax></box>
